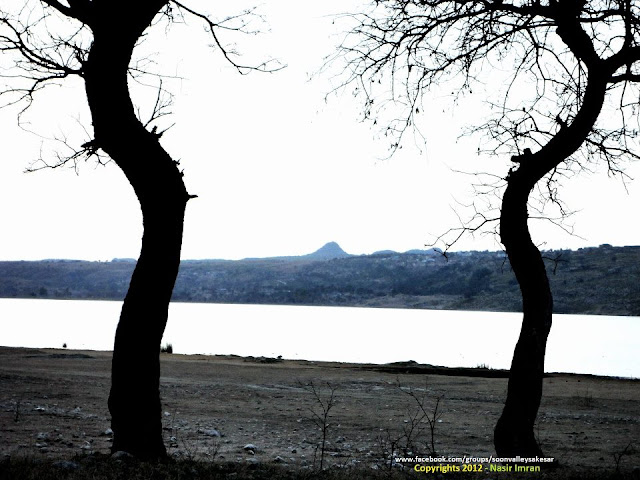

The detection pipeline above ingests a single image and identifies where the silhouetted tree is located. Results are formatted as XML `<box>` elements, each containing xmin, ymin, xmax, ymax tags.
<box><xmin>330</xmin><ymin>0</ymin><xmax>640</xmax><ymax>457</ymax></box>
<box><xmin>0</xmin><ymin>0</ymin><xmax>279</xmax><ymax>459</ymax></box>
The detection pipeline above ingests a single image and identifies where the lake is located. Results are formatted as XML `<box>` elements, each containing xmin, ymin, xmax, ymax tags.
<box><xmin>0</xmin><ymin>298</ymin><xmax>637</xmax><ymax>378</ymax></box>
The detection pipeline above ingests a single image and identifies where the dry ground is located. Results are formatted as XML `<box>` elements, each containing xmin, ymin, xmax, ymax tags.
<box><xmin>0</xmin><ymin>347</ymin><xmax>638</xmax><ymax>477</ymax></box>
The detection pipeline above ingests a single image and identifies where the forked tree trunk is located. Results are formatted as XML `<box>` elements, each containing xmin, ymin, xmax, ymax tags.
<box><xmin>81</xmin><ymin>2</ymin><xmax>188</xmax><ymax>459</ymax></box>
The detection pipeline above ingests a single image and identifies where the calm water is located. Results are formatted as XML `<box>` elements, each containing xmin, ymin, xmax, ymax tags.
<box><xmin>0</xmin><ymin>298</ymin><xmax>638</xmax><ymax>378</ymax></box>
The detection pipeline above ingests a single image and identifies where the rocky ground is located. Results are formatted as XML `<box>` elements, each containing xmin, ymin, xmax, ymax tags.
<box><xmin>0</xmin><ymin>347</ymin><xmax>638</xmax><ymax>477</ymax></box>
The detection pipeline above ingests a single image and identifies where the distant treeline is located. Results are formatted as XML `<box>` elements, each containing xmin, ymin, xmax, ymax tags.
<box><xmin>1</xmin><ymin>244</ymin><xmax>639</xmax><ymax>316</ymax></box>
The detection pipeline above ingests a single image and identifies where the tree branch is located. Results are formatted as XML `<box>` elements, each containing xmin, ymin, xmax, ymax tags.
<box><xmin>169</xmin><ymin>0</ymin><xmax>284</xmax><ymax>74</ymax></box>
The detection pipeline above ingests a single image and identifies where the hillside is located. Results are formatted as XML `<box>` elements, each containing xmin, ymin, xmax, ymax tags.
<box><xmin>1</xmin><ymin>243</ymin><xmax>639</xmax><ymax>315</ymax></box>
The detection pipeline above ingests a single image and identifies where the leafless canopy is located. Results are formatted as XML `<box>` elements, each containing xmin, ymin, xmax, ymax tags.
<box><xmin>333</xmin><ymin>0</ymin><xmax>640</xmax><ymax>160</ymax></box>
<box><xmin>329</xmin><ymin>0</ymin><xmax>640</xmax><ymax>246</ymax></box>
<box><xmin>0</xmin><ymin>1</ymin><xmax>283</xmax><ymax>170</ymax></box>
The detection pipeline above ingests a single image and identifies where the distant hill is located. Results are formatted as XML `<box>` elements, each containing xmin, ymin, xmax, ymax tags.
<box><xmin>1</xmin><ymin>244</ymin><xmax>639</xmax><ymax>316</ymax></box>
<box><xmin>243</xmin><ymin>241</ymin><xmax>350</xmax><ymax>262</ymax></box>
<box><xmin>304</xmin><ymin>241</ymin><xmax>350</xmax><ymax>260</ymax></box>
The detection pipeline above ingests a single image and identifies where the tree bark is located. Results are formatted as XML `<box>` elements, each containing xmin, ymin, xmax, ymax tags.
<box><xmin>81</xmin><ymin>1</ymin><xmax>189</xmax><ymax>459</ymax></box>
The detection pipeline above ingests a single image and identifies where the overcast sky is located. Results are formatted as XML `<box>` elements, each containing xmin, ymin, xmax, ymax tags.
<box><xmin>0</xmin><ymin>1</ymin><xmax>638</xmax><ymax>261</ymax></box>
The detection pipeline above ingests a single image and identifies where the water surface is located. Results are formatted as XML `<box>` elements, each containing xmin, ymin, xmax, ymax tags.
<box><xmin>0</xmin><ymin>299</ymin><xmax>637</xmax><ymax>377</ymax></box>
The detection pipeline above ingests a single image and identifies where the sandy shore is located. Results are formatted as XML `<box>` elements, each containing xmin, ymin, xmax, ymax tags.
<box><xmin>0</xmin><ymin>346</ymin><xmax>638</xmax><ymax>475</ymax></box>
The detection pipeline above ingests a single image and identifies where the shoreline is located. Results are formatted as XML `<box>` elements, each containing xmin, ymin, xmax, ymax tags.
<box><xmin>7</xmin><ymin>345</ymin><xmax>639</xmax><ymax>381</ymax></box>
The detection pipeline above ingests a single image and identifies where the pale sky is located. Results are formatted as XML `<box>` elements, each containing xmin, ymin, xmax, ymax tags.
<box><xmin>0</xmin><ymin>1</ymin><xmax>638</xmax><ymax>261</ymax></box>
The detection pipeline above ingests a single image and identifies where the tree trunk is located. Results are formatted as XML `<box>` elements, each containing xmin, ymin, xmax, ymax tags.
<box><xmin>494</xmin><ymin>174</ymin><xmax>552</xmax><ymax>458</ymax></box>
<box><xmin>107</xmin><ymin>195</ymin><xmax>186</xmax><ymax>459</ymax></box>
<box><xmin>494</xmin><ymin>68</ymin><xmax>610</xmax><ymax>459</ymax></box>
<box><xmin>81</xmin><ymin>2</ymin><xmax>189</xmax><ymax>459</ymax></box>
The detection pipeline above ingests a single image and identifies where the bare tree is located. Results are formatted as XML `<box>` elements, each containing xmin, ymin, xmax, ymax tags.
<box><xmin>0</xmin><ymin>0</ymin><xmax>280</xmax><ymax>460</ymax></box>
<box><xmin>329</xmin><ymin>0</ymin><xmax>640</xmax><ymax>457</ymax></box>
<box><xmin>300</xmin><ymin>381</ymin><xmax>338</xmax><ymax>471</ymax></box>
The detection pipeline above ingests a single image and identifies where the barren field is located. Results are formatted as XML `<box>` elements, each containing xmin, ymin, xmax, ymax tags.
<box><xmin>0</xmin><ymin>347</ymin><xmax>638</xmax><ymax>477</ymax></box>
